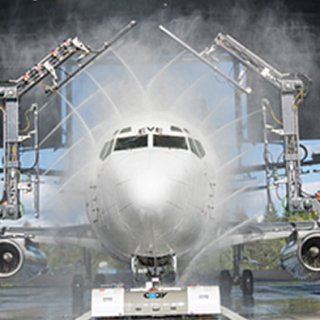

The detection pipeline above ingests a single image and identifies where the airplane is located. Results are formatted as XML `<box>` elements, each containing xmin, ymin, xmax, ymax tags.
<box><xmin>1</xmin><ymin>110</ymin><xmax>320</xmax><ymax>299</ymax></box>
<box><xmin>86</xmin><ymin>112</ymin><xmax>219</xmax><ymax>283</ymax></box>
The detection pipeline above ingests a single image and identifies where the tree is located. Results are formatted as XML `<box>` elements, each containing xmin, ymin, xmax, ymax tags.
<box><xmin>39</xmin><ymin>243</ymin><xmax>128</xmax><ymax>275</ymax></box>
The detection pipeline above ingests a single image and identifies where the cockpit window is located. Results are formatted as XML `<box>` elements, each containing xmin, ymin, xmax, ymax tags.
<box><xmin>188</xmin><ymin>138</ymin><xmax>206</xmax><ymax>159</ymax></box>
<box><xmin>153</xmin><ymin>135</ymin><xmax>188</xmax><ymax>150</ymax></box>
<box><xmin>170</xmin><ymin>125</ymin><xmax>183</xmax><ymax>133</ymax></box>
<box><xmin>194</xmin><ymin>140</ymin><xmax>206</xmax><ymax>158</ymax></box>
<box><xmin>183</xmin><ymin>128</ymin><xmax>190</xmax><ymax>134</ymax></box>
<box><xmin>100</xmin><ymin>139</ymin><xmax>114</xmax><ymax>161</ymax></box>
<box><xmin>114</xmin><ymin>135</ymin><xmax>148</xmax><ymax>151</ymax></box>
<box><xmin>120</xmin><ymin>126</ymin><xmax>132</xmax><ymax>134</ymax></box>
<box><xmin>188</xmin><ymin>138</ymin><xmax>200</xmax><ymax>158</ymax></box>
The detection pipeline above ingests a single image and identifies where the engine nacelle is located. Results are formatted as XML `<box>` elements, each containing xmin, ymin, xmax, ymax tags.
<box><xmin>0</xmin><ymin>238</ymin><xmax>47</xmax><ymax>284</ymax></box>
<box><xmin>280</xmin><ymin>232</ymin><xmax>320</xmax><ymax>280</ymax></box>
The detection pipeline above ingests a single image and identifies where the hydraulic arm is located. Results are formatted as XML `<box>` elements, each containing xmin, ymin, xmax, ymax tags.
<box><xmin>159</xmin><ymin>25</ymin><xmax>315</xmax><ymax>213</ymax></box>
<box><xmin>0</xmin><ymin>21</ymin><xmax>136</xmax><ymax>220</ymax></box>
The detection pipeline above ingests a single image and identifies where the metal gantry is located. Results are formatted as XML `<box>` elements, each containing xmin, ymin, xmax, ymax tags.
<box><xmin>0</xmin><ymin>21</ymin><xmax>136</xmax><ymax>220</ymax></box>
<box><xmin>159</xmin><ymin>25</ymin><xmax>317</xmax><ymax>213</ymax></box>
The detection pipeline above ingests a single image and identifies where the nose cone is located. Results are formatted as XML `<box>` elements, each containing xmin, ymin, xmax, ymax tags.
<box><xmin>119</xmin><ymin>169</ymin><xmax>188</xmax><ymax>256</ymax></box>
<box><xmin>111</xmin><ymin>151</ymin><xmax>188</xmax><ymax>215</ymax></box>
<box><xmin>113</xmin><ymin>153</ymin><xmax>188</xmax><ymax>246</ymax></box>
<box><xmin>116</xmin><ymin>165</ymin><xmax>187</xmax><ymax>230</ymax></box>
<box><xmin>131</xmin><ymin>171</ymin><xmax>171</xmax><ymax>208</ymax></box>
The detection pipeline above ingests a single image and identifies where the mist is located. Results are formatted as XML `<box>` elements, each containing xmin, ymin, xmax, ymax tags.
<box><xmin>0</xmin><ymin>0</ymin><xmax>319</xmax><ymax>292</ymax></box>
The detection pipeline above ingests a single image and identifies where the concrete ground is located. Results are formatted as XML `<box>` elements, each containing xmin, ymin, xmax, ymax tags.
<box><xmin>0</xmin><ymin>272</ymin><xmax>319</xmax><ymax>320</ymax></box>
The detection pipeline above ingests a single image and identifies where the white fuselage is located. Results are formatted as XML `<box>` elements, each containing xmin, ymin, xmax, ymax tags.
<box><xmin>86</xmin><ymin>114</ymin><xmax>219</xmax><ymax>265</ymax></box>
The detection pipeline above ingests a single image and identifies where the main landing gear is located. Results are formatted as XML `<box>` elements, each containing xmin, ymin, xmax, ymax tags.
<box><xmin>72</xmin><ymin>274</ymin><xmax>85</xmax><ymax>305</ymax></box>
<box><xmin>219</xmin><ymin>245</ymin><xmax>254</xmax><ymax>297</ymax></box>
<box><xmin>72</xmin><ymin>248</ymin><xmax>92</xmax><ymax>307</ymax></box>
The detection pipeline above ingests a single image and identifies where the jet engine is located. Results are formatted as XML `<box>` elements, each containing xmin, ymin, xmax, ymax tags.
<box><xmin>0</xmin><ymin>238</ymin><xmax>47</xmax><ymax>284</ymax></box>
<box><xmin>280</xmin><ymin>231</ymin><xmax>320</xmax><ymax>280</ymax></box>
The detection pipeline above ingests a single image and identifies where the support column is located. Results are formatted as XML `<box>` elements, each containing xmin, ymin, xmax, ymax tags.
<box><xmin>3</xmin><ymin>87</ymin><xmax>20</xmax><ymax>219</ymax></box>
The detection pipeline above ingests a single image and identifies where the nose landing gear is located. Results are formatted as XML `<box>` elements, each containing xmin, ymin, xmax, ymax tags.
<box><xmin>131</xmin><ymin>253</ymin><xmax>178</xmax><ymax>284</ymax></box>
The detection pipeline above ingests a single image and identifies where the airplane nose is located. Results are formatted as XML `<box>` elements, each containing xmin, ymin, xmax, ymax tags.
<box><xmin>131</xmin><ymin>171</ymin><xmax>169</xmax><ymax>208</ymax></box>
<box><xmin>112</xmin><ymin>156</ymin><xmax>189</xmax><ymax>246</ymax></box>
<box><xmin>122</xmin><ymin>168</ymin><xmax>188</xmax><ymax>254</ymax></box>
<box><xmin>101</xmin><ymin>151</ymin><xmax>204</xmax><ymax>257</ymax></box>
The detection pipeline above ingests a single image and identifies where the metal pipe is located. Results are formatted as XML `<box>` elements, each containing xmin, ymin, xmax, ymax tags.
<box><xmin>33</xmin><ymin>104</ymin><xmax>39</xmax><ymax>218</ymax></box>
<box><xmin>233</xmin><ymin>60</ymin><xmax>243</xmax><ymax>167</ymax></box>
<box><xmin>262</xmin><ymin>99</ymin><xmax>273</xmax><ymax>215</ymax></box>
<box><xmin>50</xmin><ymin>20</ymin><xmax>137</xmax><ymax>94</ymax></box>
<box><xmin>0</xmin><ymin>104</ymin><xmax>6</xmax><ymax>204</ymax></box>
<box><xmin>158</xmin><ymin>25</ymin><xmax>252</xmax><ymax>95</ymax></box>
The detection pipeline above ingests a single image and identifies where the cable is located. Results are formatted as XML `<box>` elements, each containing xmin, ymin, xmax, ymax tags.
<box><xmin>282</xmin><ymin>195</ymin><xmax>287</xmax><ymax>211</ymax></box>
<box><xmin>76</xmin><ymin>51</ymin><xmax>88</xmax><ymax>62</ymax></box>
<box><xmin>39</xmin><ymin>79</ymin><xmax>55</xmax><ymax>93</ymax></box>
<box><xmin>20</xmin><ymin>202</ymin><xmax>25</xmax><ymax>217</ymax></box>
<box><xmin>0</xmin><ymin>102</ymin><xmax>5</xmax><ymax>113</ymax></box>
<box><xmin>293</xmin><ymin>87</ymin><xmax>304</xmax><ymax>109</ymax></box>
<box><xmin>266</xmin><ymin>150</ymin><xmax>275</xmax><ymax>164</ymax></box>
<box><xmin>11</xmin><ymin>144</ymin><xmax>17</xmax><ymax>161</ymax></box>
<box><xmin>297</xmin><ymin>73</ymin><xmax>312</xmax><ymax>97</ymax></box>
<box><xmin>0</xmin><ymin>191</ymin><xmax>7</xmax><ymax>205</ymax></box>
<box><xmin>266</xmin><ymin>100</ymin><xmax>282</xmax><ymax>126</ymax></box>
<box><xmin>20</xmin><ymin>108</ymin><xmax>31</xmax><ymax>133</ymax></box>
<box><xmin>299</xmin><ymin>144</ymin><xmax>308</xmax><ymax>162</ymax></box>
<box><xmin>288</xmin><ymin>136</ymin><xmax>293</xmax><ymax>148</ymax></box>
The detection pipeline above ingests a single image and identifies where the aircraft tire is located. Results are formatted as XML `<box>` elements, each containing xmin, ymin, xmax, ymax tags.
<box><xmin>219</xmin><ymin>270</ymin><xmax>232</xmax><ymax>296</ymax></box>
<box><xmin>167</xmin><ymin>270</ymin><xmax>176</xmax><ymax>282</ymax></box>
<box><xmin>72</xmin><ymin>274</ymin><xmax>85</xmax><ymax>304</ymax></box>
<box><xmin>93</xmin><ymin>273</ymin><xmax>106</xmax><ymax>287</ymax></box>
<box><xmin>162</xmin><ymin>270</ymin><xmax>176</xmax><ymax>285</ymax></box>
<box><xmin>241</xmin><ymin>269</ymin><xmax>254</xmax><ymax>297</ymax></box>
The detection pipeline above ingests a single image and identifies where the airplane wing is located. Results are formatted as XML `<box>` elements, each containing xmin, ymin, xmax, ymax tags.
<box><xmin>2</xmin><ymin>219</ymin><xmax>315</xmax><ymax>251</ymax></box>
<box><xmin>214</xmin><ymin>219</ymin><xmax>320</xmax><ymax>281</ymax></box>
<box><xmin>216</xmin><ymin>220</ymin><xmax>316</xmax><ymax>248</ymax></box>
<box><xmin>1</xmin><ymin>224</ymin><xmax>104</xmax><ymax>251</ymax></box>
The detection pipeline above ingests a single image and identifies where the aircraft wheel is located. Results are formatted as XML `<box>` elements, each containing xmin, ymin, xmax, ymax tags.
<box><xmin>241</xmin><ymin>269</ymin><xmax>253</xmax><ymax>297</ymax></box>
<box><xmin>162</xmin><ymin>270</ymin><xmax>176</xmax><ymax>285</ymax></box>
<box><xmin>167</xmin><ymin>270</ymin><xmax>176</xmax><ymax>282</ymax></box>
<box><xmin>219</xmin><ymin>270</ymin><xmax>232</xmax><ymax>296</ymax></box>
<box><xmin>72</xmin><ymin>274</ymin><xmax>85</xmax><ymax>304</ymax></box>
<box><xmin>93</xmin><ymin>273</ymin><xmax>106</xmax><ymax>287</ymax></box>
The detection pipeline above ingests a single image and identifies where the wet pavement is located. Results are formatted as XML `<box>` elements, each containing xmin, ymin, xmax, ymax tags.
<box><xmin>0</xmin><ymin>281</ymin><xmax>320</xmax><ymax>320</ymax></box>
<box><xmin>0</xmin><ymin>287</ymin><xmax>90</xmax><ymax>320</ymax></box>
<box><xmin>224</xmin><ymin>281</ymin><xmax>320</xmax><ymax>319</ymax></box>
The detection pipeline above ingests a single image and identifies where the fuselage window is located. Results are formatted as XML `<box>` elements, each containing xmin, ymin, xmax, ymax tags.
<box><xmin>99</xmin><ymin>139</ymin><xmax>114</xmax><ymax>161</ymax></box>
<box><xmin>153</xmin><ymin>135</ymin><xmax>188</xmax><ymax>150</ymax></box>
<box><xmin>194</xmin><ymin>140</ymin><xmax>206</xmax><ymax>158</ymax></box>
<box><xmin>120</xmin><ymin>126</ymin><xmax>132</xmax><ymax>134</ymax></box>
<box><xmin>188</xmin><ymin>138</ymin><xmax>201</xmax><ymax>158</ymax></box>
<box><xmin>114</xmin><ymin>135</ymin><xmax>148</xmax><ymax>151</ymax></box>
<box><xmin>170</xmin><ymin>125</ymin><xmax>183</xmax><ymax>133</ymax></box>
